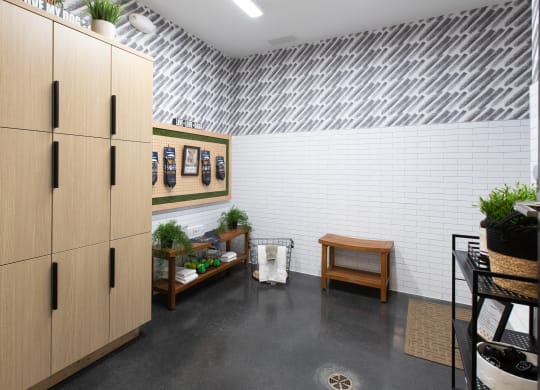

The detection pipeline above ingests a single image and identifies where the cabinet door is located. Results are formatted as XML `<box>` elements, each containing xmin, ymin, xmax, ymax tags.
<box><xmin>0</xmin><ymin>128</ymin><xmax>52</xmax><ymax>265</ymax></box>
<box><xmin>52</xmin><ymin>134</ymin><xmax>110</xmax><ymax>253</ymax></box>
<box><xmin>51</xmin><ymin>243</ymin><xmax>109</xmax><ymax>373</ymax></box>
<box><xmin>112</xmin><ymin>47</ymin><xmax>153</xmax><ymax>143</ymax></box>
<box><xmin>110</xmin><ymin>233</ymin><xmax>151</xmax><ymax>340</ymax></box>
<box><xmin>0</xmin><ymin>1</ymin><xmax>52</xmax><ymax>132</ymax></box>
<box><xmin>111</xmin><ymin>140</ymin><xmax>152</xmax><ymax>240</ymax></box>
<box><xmin>54</xmin><ymin>23</ymin><xmax>111</xmax><ymax>138</ymax></box>
<box><xmin>0</xmin><ymin>255</ymin><xmax>51</xmax><ymax>390</ymax></box>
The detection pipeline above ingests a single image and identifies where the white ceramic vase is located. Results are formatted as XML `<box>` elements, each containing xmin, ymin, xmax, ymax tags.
<box><xmin>91</xmin><ymin>19</ymin><xmax>116</xmax><ymax>39</ymax></box>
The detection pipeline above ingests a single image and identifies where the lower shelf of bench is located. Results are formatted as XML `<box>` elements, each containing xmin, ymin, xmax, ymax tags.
<box><xmin>325</xmin><ymin>266</ymin><xmax>384</xmax><ymax>288</ymax></box>
<box><xmin>153</xmin><ymin>256</ymin><xmax>246</xmax><ymax>295</ymax></box>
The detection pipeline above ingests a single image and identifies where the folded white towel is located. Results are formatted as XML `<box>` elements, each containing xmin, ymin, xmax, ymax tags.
<box><xmin>176</xmin><ymin>273</ymin><xmax>198</xmax><ymax>284</ymax></box>
<box><xmin>176</xmin><ymin>267</ymin><xmax>196</xmax><ymax>277</ymax></box>
<box><xmin>258</xmin><ymin>245</ymin><xmax>287</xmax><ymax>283</ymax></box>
<box><xmin>220</xmin><ymin>253</ymin><xmax>237</xmax><ymax>262</ymax></box>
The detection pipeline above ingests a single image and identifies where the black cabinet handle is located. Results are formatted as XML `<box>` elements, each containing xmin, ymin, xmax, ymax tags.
<box><xmin>111</xmin><ymin>145</ymin><xmax>116</xmax><ymax>186</ymax></box>
<box><xmin>53</xmin><ymin>81</ymin><xmax>59</xmax><ymax>128</ymax></box>
<box><xmin>110</xmin><ymin>248</ymin><xmax>116</xmax><ymax>288</ymax></box>
<box><xmin>51</xmin><ymin>262</ymin><xmax>58</xmax><ymax>311</ymax></box>
<box><xmin>111</xmin><ymin>95</ymin><xmax>117</xmax><ymax>135</ymax></box>
<box><xmin>53</xmin><ymin>141</ymin><xmax>59</xmax><ymax>188</ymax></box>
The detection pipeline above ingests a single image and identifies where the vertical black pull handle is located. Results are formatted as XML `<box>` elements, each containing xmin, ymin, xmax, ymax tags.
<box><xmin>110</xmin><ymin>248</ymin><xmax>116</xmax><ymax>288</ymax></box>
<box><xmin>51</xmin><ymin>262</ymin><xmax>58</xmax><ymax>311</ymax></box>
<box><xmin>111</xmin><ymin>95</ymin><xmax>117</xmax><ymax>135</ymax></box>
<box><xmin>53</xmin><ymin>81</ymin><xmax>59</xmax><ymax>128</ymax></box>
<box><xmin>111</xmin><ymin>145</ymin><xmax>116</xmax><ymax>186</ymax></box>
<box><xmin>53</xmin><ymin>141</ymin><xmax>59</xmax><ymax>188</ymax></box>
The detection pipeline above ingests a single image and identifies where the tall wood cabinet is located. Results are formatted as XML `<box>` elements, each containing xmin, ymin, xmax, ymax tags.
<box><xmin>0</xmin><ymin>1</ymin><xmax>153</xmax><ymax>388</ymax></box>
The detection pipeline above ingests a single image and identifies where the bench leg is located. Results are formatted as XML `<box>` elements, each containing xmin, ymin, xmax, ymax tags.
<box><xmin>168</xmin><ymin>254</ymin><xmax>176</xmax><ymax>310</ymax></box>
<box><xmin>321</xmin><ymin>244</ymin><xmax>328</xmax><ymax>289</ymax></box>
<box><xmin>380</xmin><ymin>252</ymin><xmax>389</xmax><ymax>303</ymax></box>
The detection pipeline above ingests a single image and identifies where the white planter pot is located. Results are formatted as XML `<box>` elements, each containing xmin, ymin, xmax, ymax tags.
<box><xmin>91</xmin><ymin>19</ymin><xmax>115</xmax><ymax>39</ymax></box>
<box><xmin>477</xmin><ymin>342</ymin><xmax>537</xmax><ymax>390</ymax></box>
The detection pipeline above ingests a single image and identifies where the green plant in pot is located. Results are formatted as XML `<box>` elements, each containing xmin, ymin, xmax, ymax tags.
<box><xmin>85</xmin><ymin>0</ymin><xmax>123</xmax><ymax>39</ymax></box>
<box><xmin>478</xmin><ymin>182</ymin><xmax>537</xmax><ymax>297</ymax></box>
<box><xmin>217</xmin><ymin>206</ymin><xmax>252</xmax><ymax>232</ymax></box>
<box><xmin>152</xmin><ymin>221</ymin><xmax>192</xmax><ymax>252</ymax></box>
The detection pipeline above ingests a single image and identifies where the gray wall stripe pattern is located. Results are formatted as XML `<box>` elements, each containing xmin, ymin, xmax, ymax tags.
<box><xmin>64</xmin><ymin>0</ymin><xmax>531</xmax><ymax>135</ymax></box>
<box><xmin>533</xmin><ymin>0</ymin><xmax>539</xmax><ymax>83</ymax></box>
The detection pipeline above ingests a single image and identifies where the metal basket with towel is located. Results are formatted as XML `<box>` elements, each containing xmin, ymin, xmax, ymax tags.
<box><xmin>249</xmin><ymin>238</ymin><xmax>294</xmax><ymax>283</ymax></box>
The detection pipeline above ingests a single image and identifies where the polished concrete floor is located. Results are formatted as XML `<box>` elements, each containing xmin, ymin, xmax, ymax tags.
<box><xmin>54</xmin><ymin>267</ymin><xmax>463</xmax><ymax>389</ymax></box>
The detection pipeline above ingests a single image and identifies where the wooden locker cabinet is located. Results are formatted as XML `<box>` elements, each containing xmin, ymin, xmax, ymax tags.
<box><xmin>51</xmin><ymin>242</ymin><xmax>110</xmax><ymax>373</ymax></box>
<box><xmin>53</xmin><ymin>23</ymin><xmax>111</xmax><ymax>138</ymax></box>
<box><xmin>111</xmin><ymin>140</ymin><xmax>152</xmax><ymax>240</ymax></box>
<box><xmin>112</xmin><ymin>47</ymin><xmax>153</xmax><ymax>143</ymax></box>
<box><xmin>0</xmin><ymin>1</ymin><xmax>52</xmax><ymax>132</ymax></box>
<box><xmin>52</xmin><ymin>134</ymin><xmax>111</xmax><ymax>253</ymax></box>
<box><xmin>109</xmin><ymin>233</ymin><xmax>152</xmax><ymax>341</ymax></box>
<box><xmin>0</xmin><ymin>255</ymin><xmax>52</xmax><ymax>390</ymax></box>
<box><xmin>0</xmin><ymin>128</ymin><xmax>52</xmax><ymax>265</ymax></box>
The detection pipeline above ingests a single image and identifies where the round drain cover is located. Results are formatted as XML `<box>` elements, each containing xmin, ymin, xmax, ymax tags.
<box><xmin>328</xmin><ymin>373</ymin><xmax>352</xmax><ymax>390</ymax></box>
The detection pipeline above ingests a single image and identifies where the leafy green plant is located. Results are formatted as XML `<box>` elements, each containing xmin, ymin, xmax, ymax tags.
<box><xmin>85</xmin><ymin>0</ymin><xmax>123</xmax><ymax>24</ymax></box>
<box><xmin>217</xmin><ymin>206</ymin><xmax>252</xmax><ymax>232</ymax></box>
<box><xmin>477</xmin><ymin>182</ymin><xmax>536</xmax><ymax>223</ymax></box>
<box><xmin>152</xmin><ymin>221</ymin><xmax>192</xmax><ymax>252</ymax></box>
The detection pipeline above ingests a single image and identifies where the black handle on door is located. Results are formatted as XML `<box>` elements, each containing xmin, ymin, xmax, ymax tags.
<box><xmin>111</xmin><ymin>95</ymin><xmax>117</xmax><ymax>135</ymax></box>
<box><xmin>110</xmin><ymin>248</ymin><xmax>116</xmax><ymax>288</ymax></box>
<box><xmin>53</xmin><ymin>141</ymin><xmax>59</xmax><ymax>188</ymax></box>
<box><xmin>53</xmin><ymin>81</ymin><xmax>59</xmax><ymax>128</ymax></box>
<box><xmin>51</xmin><ymin>262</ymin><xmax>58</xmax><ymax>311</ymax></box>
<box><xmin>111</xmin><ymin>145</ymin><xmax>116</xmax><ymax>186</ymax></box>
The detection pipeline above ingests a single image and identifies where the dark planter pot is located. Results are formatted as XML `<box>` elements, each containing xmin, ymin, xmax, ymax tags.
<box><xmin>163</xmin><ymin>239</ymin><xmax>174</xmax><ymax>249</ymax></box>
<box><xmin>230</xmin><ymin>221</ymin><xmax>238</xmax><ymax>230</ymax></box>
<box><xmin>485</xmin><ymin>217</ymin><xmax>537</xmax><ymax>261</ymax></box>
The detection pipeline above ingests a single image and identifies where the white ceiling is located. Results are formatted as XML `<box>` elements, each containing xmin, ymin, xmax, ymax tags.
<box><xmin>137</xmin><ymin>0</ymin><xmax>506</xmax><ymax>58</ymax></box>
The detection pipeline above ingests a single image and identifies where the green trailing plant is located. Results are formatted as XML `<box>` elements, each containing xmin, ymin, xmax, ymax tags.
<box><xmin>85</xmin><ymin>0</ymin><xmax>123</xmax><ymax>24</ymax></box>
<box><xmin>217</xmin><ymin>206</ymin><xmax>252</xmax><ymax>232</ymax></box>
<box><xmin>152</xmin><ymin>221</ymin><xmax>192</xmax><ymax>252</ymax></box>
<box><xmin>477</xmin><ymin>182</ymin><xmax>536</xmax><ymax>224</ymax></box>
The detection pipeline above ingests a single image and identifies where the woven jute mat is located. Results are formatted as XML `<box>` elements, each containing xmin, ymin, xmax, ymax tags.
<box><xmin>405</xmin><ymin>298</ymin><xmax>470</xmax><ymax>368</ymax></box>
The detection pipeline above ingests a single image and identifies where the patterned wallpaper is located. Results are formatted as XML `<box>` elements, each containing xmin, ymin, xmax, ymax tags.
<box><xmin>63</xmin><ymin>0</ymin><xmax>532</xmax><ymax>135</ymax></box>
<box><xmin>228</xmin><ymin>0</ymin><xmax>532</xmax><ymax>135</ymax></box>
<box><xmin>64</xmin><ymin>0</ymin><xmax>233</xmax><ymax>132</ymax></box>
<box><xmin>533</xmin><ymin>0</ymin><xmax>539</xmax><ymax>83</ymax></box>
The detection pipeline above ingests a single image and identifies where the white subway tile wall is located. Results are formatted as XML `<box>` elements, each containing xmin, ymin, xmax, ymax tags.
<box><xmin>230</xmin><ymin>120</ymin><xmax>530</xmax><ymax>302</ymax></box>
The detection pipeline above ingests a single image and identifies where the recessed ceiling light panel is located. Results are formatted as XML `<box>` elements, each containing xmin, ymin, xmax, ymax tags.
<box><xmin>129</xmin><ymin>13</ymin><xmax>156</xmax><ymax>34</ymax></box>
<box><xmin>233</xmin><ymin>0</ymin><xmax>263</xmax><ymax>18</ymax></box>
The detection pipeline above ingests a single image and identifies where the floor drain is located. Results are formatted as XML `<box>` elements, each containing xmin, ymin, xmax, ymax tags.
<box><xmin>328</xmin><ymin>373</ymin><xmax>352</xmax><ymax>390</ymax></box>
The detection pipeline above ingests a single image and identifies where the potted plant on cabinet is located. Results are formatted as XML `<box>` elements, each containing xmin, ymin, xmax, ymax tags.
<box><xmin>152</xmin><ymin>220</ymin><xmax>192</xmax><ymax>252</ymax></box>
<box><xmin>217</xmin><ymin>206</ymin><xmax>252</xmax><ymax>232</ymax></box>
<box><xmin>85</xmin><ymin>0</ymin><xmax>123</xmax><ymax>39</ymax></box>
<box><xmin>478</xmin><ymin>182</ymin><xmax>537</xmax><ymax>298</ymax></box>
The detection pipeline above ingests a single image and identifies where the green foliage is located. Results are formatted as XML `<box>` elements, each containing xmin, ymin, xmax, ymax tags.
<box><xmin>152</xmin><ymin>221</ymin><xmax>192</xmax><ymax>252</ymax></box>
<box><xmin>85</xmin><ymin>0</ymin><xmax>123</xmax><ymax>24</ymax></box>
<box><xmin>478</xmin><ymin>182</ymin><xmax>536</xmax><ymax>223</ymax></box>
<box><xmin>217</xmin><ymin>206</ymin><xmax>252</xmax><ymax>232</ymax></box>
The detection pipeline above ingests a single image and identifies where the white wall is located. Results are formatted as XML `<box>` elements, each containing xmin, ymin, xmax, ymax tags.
<box><xmin>230</xmin><ymin>120</ymin><xmax>530</xmax><ymax>302</ymax></box>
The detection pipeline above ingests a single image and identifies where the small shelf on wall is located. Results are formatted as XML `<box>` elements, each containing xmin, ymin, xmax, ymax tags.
<box><xmin>152</xmin><ymin>122</ymin><xmax>231</xmax><ymax>211</ymax></box>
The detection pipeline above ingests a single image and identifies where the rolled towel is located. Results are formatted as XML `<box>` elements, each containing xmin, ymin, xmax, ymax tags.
<box><xmin>266</xmin><ymin>245</ymin><xmax>278</xmax><ymax>261</ymax></box>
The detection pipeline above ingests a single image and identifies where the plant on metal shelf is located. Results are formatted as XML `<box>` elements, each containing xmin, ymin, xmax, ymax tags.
<box><xmin>85</xmin><ymin>0</ymin><xmax>123</xmax><ymax>39</ymax></box>
<box><xmin>152</xmin><ymin>220</ymin><xmax>192</xmax><ymax>252</ymax></box>
<box><xmin>477</xmin><ymin>182</ymin><xmax>537</xmax><ymax>298</ymax></box>
<box><xmin>217</xmin><ymin>206</ymin><xmax>252</xmax><ymax>232</ymax></box>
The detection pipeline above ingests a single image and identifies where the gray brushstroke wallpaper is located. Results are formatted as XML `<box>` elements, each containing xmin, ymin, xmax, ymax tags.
<box><xmin>63</xmin><ymin>0</ymin><xmax>531</xmax><ymax>135</ymax></box>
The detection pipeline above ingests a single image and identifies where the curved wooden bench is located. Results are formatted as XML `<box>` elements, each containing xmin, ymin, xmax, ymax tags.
<box><xmin>319</xmin><ymin>233</ymin><xmax>394</xmax><ymax>302</ymax></box>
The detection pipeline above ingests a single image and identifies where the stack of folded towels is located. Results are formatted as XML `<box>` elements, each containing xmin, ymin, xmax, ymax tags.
<box><xmin>220</xmin><ymin>251</ymin><xmax>237</xmax><ymax>263</ymax></box>
<box><xmin>176</xmin><ymin>267</ymin><xmax>198</xmax><ymax>284</ymax></box>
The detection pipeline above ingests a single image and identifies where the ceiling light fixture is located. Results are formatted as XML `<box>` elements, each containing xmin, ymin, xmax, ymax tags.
<box><xmin>233</xmin><ymin>0</ymin><xmax>263</xmax><ymax>18</ymax></box>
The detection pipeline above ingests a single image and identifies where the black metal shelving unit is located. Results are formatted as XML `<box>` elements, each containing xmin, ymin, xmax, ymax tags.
<box><xmin>451</xmin><ymin>234</ymin><xmax>538</xmax><ymax>390</ymax></box>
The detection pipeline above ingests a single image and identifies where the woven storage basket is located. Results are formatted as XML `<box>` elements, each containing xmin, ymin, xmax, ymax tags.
<box><xmin>489</xmin><ymin>250</ymin><xmax>537</xmax><ymax>298</ymax></box>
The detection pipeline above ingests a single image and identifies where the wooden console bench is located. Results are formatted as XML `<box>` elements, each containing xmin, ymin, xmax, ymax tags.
<box><xmin>319</xmin><ymin>233</ymin><xmax>394</xmax><ymax>302</ymax></box>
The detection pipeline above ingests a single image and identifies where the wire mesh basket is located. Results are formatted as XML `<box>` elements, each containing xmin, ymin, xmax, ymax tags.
<box><xmin>249</xmin><ymin>238</ymin><xmax>294</xmax><ymax>280</ymax></box>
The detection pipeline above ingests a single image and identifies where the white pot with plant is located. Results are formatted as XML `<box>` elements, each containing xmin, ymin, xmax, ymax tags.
<box><xmin>85</xmin><ymin>0</ymin><xmax>123</xmax><ymax>39</ymax></box>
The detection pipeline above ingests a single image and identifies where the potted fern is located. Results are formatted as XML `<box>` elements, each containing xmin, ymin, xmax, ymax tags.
<box><xmin>217</xmin><ymin>206</ymin><xmax>252</xmax><ymax>232</ymax></box>
<box><xmin>85</xmin><ymin>0</ymin><xmax>123</xmax><ymax>39</ymax></box>
<box><xmin>152</xmin><ymin>221</ymin><xmax>192</xmax><ymax>252</ymax></box>
<box><xmin>478</xmin><ymin>182</ymin><xmax>537</xmax><ymax>297</ymax></box>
